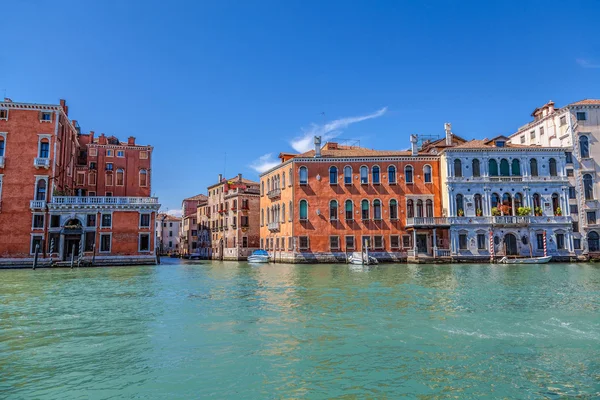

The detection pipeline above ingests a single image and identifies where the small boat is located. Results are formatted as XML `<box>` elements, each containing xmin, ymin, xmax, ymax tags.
<box><xmin>499</xmin><ymin>256</ymin><xmax>552</xmax><ymax>264</ymax></box>
<box><xmin>247</xmin><ymin>249</ymin><xmax>270</xmax><ymax>263</ymax></box>
<box><xmin>348</xmin><ymin>252</ymin><xmax>379</xmax><ymax>265</ymax></box>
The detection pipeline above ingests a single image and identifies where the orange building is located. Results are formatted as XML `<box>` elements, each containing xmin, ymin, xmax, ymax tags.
<box><xmin>0</xmin><ymin>98</ymin><xmax>159</xmax><ymax>267</ymax></box>
<box><xmin>259</xmin><ymin>136</ymin><xmax>451</xmax><ymax>263</ymax></box>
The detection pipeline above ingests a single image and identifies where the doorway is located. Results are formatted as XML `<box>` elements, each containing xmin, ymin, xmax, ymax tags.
<box><xmin>417</xmin><ymin>234</ymin><xmax>428</xmax><ymax>254</ymax></box>
<box><xmin>64</xmin><ymin>236</ymin><xmax>81</xmax><ymax>261</ymax></box>
<box><xmin>504</xmin><ymin>233</ymin><xmax>518</xmax><ymax>256</ymax></box>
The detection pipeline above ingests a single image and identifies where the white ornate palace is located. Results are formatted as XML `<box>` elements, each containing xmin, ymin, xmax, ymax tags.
<box><xmin>440</xmin><ymin>135</ymin><xmax>575</xmax><ymax>260</ymax></box>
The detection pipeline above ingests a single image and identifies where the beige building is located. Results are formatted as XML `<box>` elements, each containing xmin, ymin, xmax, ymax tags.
<box><xmin>156</xmin><ymin>214</ymin><xmax>181</xmax><ymax>254</ymax></box>
<box><xmin>179</xmin><ymin>194</ymin><xmax>207</xmax><ymax>256</ymax></box>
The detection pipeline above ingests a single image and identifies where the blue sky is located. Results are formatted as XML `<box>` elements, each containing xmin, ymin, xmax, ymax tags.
<box><xmin>3</xmin><ymin>1</ymin><xmax>599</xmax><ymax>214</ymax></box>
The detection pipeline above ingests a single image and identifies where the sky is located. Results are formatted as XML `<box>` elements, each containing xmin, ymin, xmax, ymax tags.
<box><xmin>3</xmin><ymin>1</ymin><xmax>600</xmax><ymax>215</ymax></box>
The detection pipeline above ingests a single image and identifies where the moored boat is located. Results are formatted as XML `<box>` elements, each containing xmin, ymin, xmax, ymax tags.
<box><xmin>247</xmin><ymin>249</ymin><xmax>270</xmax><ymax>263</ymax></box>
<box><xmin>348</xmin><ymin>252</ymin><xmax>379</xmax><ymax>265</ymax></box>
<box><xmin>499</xmin><ymin>256</ymin><xmax>551</xmax><ymax>264</ymax></box>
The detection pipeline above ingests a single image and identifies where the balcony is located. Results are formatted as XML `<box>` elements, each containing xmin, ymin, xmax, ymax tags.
<box><xmin>268</xmin><ymin>222</ymin><xmax>280</xmax><ymax>231</ymax></box>
<box><xmin>267</xmin><ymin>188</ymin><xmax>281</xmax><ymax>199</ymax></box>
<box><xmin>447</xmin><ymin>175</ymin><xmax>568</xmax><ymax>184</ymax></box>
<box><xmin>34</xmin><ymin>157</ymin><xmax>50</xmax><ymax>169</ymax></box>
<box><xmin>492</xmin><ymin>216</ymin><xmax>531</xmax><ymax>226</ymax></box>
<box><xmin>451</xmin><ymin>216</ymin><xmax>492</xmax><ymax>225</ymax></box>
<box><xmin>405</xmin><ymin>217</ymin><xmax>450</xmax><ymax>227</ymax></box>
<box><xmin>30</xmin><ymin>200</ymin><xmax>46</xmax><ymax>209</ymax></box>
<box><xmin>49</xmin><ymin>196</ymin><xmax>160</xmax><ymax>210</ymax></box>
<box><xmin>0</xmin><ymin>155</ymin><xmax>4</xmax><ymax>168</ymax></box>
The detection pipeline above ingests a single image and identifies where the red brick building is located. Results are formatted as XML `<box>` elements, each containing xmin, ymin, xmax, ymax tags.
<box><xmin>0</xmin><ymin>98</ymin><xmax>159</xmax><ymax>267</ymax></box>
<box><xmin>259</xmin><ymin>136</ymin><xmax>451</xmax><ymax>263</ymax></box>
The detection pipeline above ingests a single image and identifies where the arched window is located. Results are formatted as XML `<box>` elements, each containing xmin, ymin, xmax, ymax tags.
<box><xmin>514</xmin><ymin>193</ymin><xmax>523</xmax><ymax>210</ymax></box>
<box><xmin>405</xmin><ymin>165</ymin><xmax>413</xmax><ymax>183</ymax></box>
<box><xmin>299</xmin><ymin>200</ymin><xmax>308</xmax><ymax>220</ymax></box>
<box><xmin>282</xmin><ymin>172</ymin><xmax>285</xmax><ymax>187</ymax></box>
<box><xmin>282</xmin><ymin>204</ymin><xmax>286</xmax><ymax>222</ymax></box>
<box><xmin>372</xmin><ymin>166</ymin><xmax>380</xmax><ymax>184</ymax></box>
<box><xmin>389</xmin><ymin>199</ymin><xmax>398</xmax><ymax>220</ymax></box>
<box><xmin>0</xmin><ymin>137</ymin><xmax>5</xmax><ymax>157</ymax></box>
<box><xmin>426</xmin><ymin>199</ymin><xmax>433</xmax><ymax>217</ymax></box>
<box><xmin>344</xmin><ymin>166</ymin><xmax>352</xmax><ymax>184</ymax></box>
<box><xmin>139</xmin><ymin>169</ymin><xmax>147</xmax><ymax>186</ymax></box>
<box><xmin>267</xmin><ymin>208</ymin><xmax>271</xmax><ymax>223</ymax></box>
<box><xmin>289</xmin><ymin>201</ymin><xmax>293</xmax><ymax>222</ymax></box>
<box><xmin>116</xmin><ymin>169</ymin><xmax>124</xmax><ymax>186</ymax></box>
<box><xmin>502</xmin><ymin>193</ymin><xmax>512</xmax><ymax>215</ymax></box>
<box><xmin>423</xmin><ymin>165</ymin><xmax>432</xmax><ymax>183</ymax></box>
<box><xmin>361</xmin><ymin>200</ymin><xmax>369</xmax><ymax>220</ymax></box>
<box><xmin>360</xmin><ymin>166</ymin><xmax>368</xmax><ymax>184</ymax></box>
<box><xmin>533</xmin><ymin>193</ymin><xmax>541</xmax><ymax>210</ymax></box>
<box><xmin>491</xmin><ymin>193</ymin><xmax>500</xmax><ymax>209</ymax></box>
<box><xmin>416</xmin><ymin>199</ymin><xmax>423</xmax><ymax>217</ymax></box>
<box><xmin>511</xmin><ymin>159</ymin><xmax>521</xmax><ymax>176</ymax></box>
<box><xmin>580</xmin><ymin>136</ymin><xmax>590</xmax><ymax>158</ymax></box>
<box><xmin>472</xmin><ymin>159</ymin><xmax>480</xmax><ymax>177</ymax></box>
<box><xmin>39</xmin><ymin>139</ymin><xmax>50</xmax><ymax>158</ymax></box>
<box><xmin>500</xmin><ymin>159</ymin><xmax>510</xmax><ymax>176</ymax></box>
<box><xmin>329</xmin><ymin>200</ymin><xmax>338</xmax><ymax>220</ymax></box>
<box><xmin>329</xmin><ymin>166</ymin><xmax>338</xmax><ymax>184</ymax></box>
<box><xmin>261</xmin><ymin>181</ymin><xmax>264</xmax><ymax>195</ymax></box>
<box><xmin>584</xmin><ymin>174</ymin><xmax>594</xmax><ymax>200</ymax></box>
<box><xmin>407</xmin><ymin>199</ymin><xmax>414</xmax><ymax>218</ymax></box>
<box><xmin>289</xmin><ymin>168</ymin><xmax>292</xmax><ymax>186</ymax></box>
<box><xmin>267</xmin><ymin>178</ymin><xmax>271</xmax><ymax>192</ymax></box>
<box><xmin>456</xmin><ymin>194</ymin><xmax>464</xmax><ymax>215</ymax></box>
<box><xmin>35</xmin><ymin>179</ymin><xmax>46</xmax><ymax>201</ymax></box>
<box><xmin>261</xmin><ymin>209</ymin><xmax>264</xmax><ymax>225</ymax></box>
<box><xmin>474</xmin><ymin>194</ymin><xmax>482</xmax><ymax>213</ymax></box>
<box><xmin>299</xmin><ymin>166</ymin><xmax>308</xmax><ymax>185</ymax></box>
<box><xmin>489</xmin><ymin>159</ymin><xmax>498</xmax><ymax>176</ymax></box>
<box><xmin>454</xmin><ymin>159</ymin><xmax>462</xmax><ymax>177</ymax></box>
<box><xmin>345</xmin><ymin>200</ymin><xmax>353</xmax><ymax>220</ymax></box>
<box><xmin>388</xmin><ymin>165</ymin><xmax>396</xmax><ymax>184</ymax></box>
<box><xmin>551</xmin><ymin>193</ymin><xmax>560</xmax><ymax>214</ymax></box>
<box><xmin>588</xmin><ymin>231</ymin><xmax>600</xmax><ymax>252</ymax></box>
<box><xmin>373</xmin><ymin>199</ymin><xmax>382</xmax><ymax>220</ymax></box>
<box><xmin>549</xmin><ymin>158</ymin><xmax>557</xmax><ymax>176</ymax></box>
<box><xmin>530</xmin><ymin>159</ymin><xmax>538</xmax><ymax>176</ymax></box>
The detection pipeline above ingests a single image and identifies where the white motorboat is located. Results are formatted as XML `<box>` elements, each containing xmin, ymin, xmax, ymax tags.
<box><xmin>247</xmin><ymin>250</ymin><xmax>270</xmax><ymax>263</ymax></box>
<box><xmin>499</xmin><ymin>256</ymin><xmax>552</xmax><ymax>264</ymax></box>
<box><xmin>348</xmin><ymin>252</ymin><xmax>378</xmax><ymax>265</ymax></box>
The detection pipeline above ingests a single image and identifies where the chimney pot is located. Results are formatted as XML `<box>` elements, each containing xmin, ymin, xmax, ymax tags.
<box><xmin>218</xmin><ymin>174</ymin><xmax>223</xmax><ymax>182</ymax></box>
<box><xmin>410</xmin><ymin>134</ymin><xmax>418</xmax><ymax>156</ymax></box>
<box><xmin>128</xmin><ymin>136</ymin><xmax>136</xmax><ymax>145</ymax></box>
<box><xmin>314</xmin><ymin>136</ymin><xmax>322</xmax><ymax>158</ymax></box>
<box><xmin>237</xmin><ymin>173</ymin><xmax>242</xmax><ymax>181</ymax></box>
<box><xmin>444</xmin><ymin>123</ymin><xmax>452</xmax><ymax>146</ymax></box>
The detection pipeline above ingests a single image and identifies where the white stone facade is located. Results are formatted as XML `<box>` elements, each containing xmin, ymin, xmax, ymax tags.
<box><xmin>156</xmin><ymin>214</ymin><xmax>181</xmax><ymax>254</ymax></box>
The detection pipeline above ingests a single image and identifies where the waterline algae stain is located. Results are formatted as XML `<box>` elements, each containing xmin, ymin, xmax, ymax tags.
<box><xmin>1</xmin><ymin>260</ymin><xmax>599</xmax><ymax>398</ymax></box>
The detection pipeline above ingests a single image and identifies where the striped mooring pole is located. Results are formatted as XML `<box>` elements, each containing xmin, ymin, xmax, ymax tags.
<box><xmin>78</xmin><ymin>239</ymin><xmax>84</xmax><ymax>266</ymax></box>
<box><xmin>489</xmin><ymin>230</ymin><xmax>495</xmax><ymax>262</ymax></box>
<box><xmin>543</xmin><ymin>230</ymin><xmax>547</xmax><ymax>257</ymax></box>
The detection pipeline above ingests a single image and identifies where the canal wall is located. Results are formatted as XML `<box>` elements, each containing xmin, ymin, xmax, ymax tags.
<box><xmin>0</xmin><ymin>256</ymin><xmax>158</xmax><ymax>269</ymax></box>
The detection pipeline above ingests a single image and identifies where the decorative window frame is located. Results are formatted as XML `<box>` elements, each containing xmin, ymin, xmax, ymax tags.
<box><xmin>106</xmin><ymin>149</ymin><xmax>114</xmax><ymax>157</ymax></box>
<box><xmin>89</xmin><ymin>148</ymin><xmax>98</xmax><ymax>157</ymax></box>
<box><xmin>30</xmin><ymin>234</ymin><xmax>44</xmax><ymax>255</ymax></box>
<box><xmin>116</xmin><ymin>168</ymin><xmax>125</xmax><ymax>186</ymax></box>
<box><xmin>117</xmin><ymin>150</ymin><xmax>125</xmax><ymax>157</ymax></box>
<box><xmin>0</xmin><ymin>132</ymin><xmax>7</xmax><ymax>158</ymax></box>
<box><xmin>345</xmin><ymin>235</ymin><xmax>355</xmax><ymax>250</ymax></box>
<box><xmin>34</xmin><ymin>175</ymin><xmax>49</xmax><ymax>201</ymax></box>
<box><xmin>298</xmin><ymin>166</ymin><xmax>308</xmax><ymax>185</ymax></box>
<box><xmin>387</xmin><ymin>165</ymin><xmax>397</xmax><ymax>184</ymax></box>
<box><xmin>329</xmin><ymin>165</ymin><xmax>338</xmax><ymax>185</ymax></box>
<box><xmin>404</xmin><ymin>164</ymin><xmax>414</xmax><ymax>184</ymax></box>
<box><xmin>423</xmin><ymin>164</ymin><xmax>433</xmax><ymax>183</ymax></box>
<box><xmin>100</xmin><ymin>212</ymin><xmax>113</xmax><ymax>228</ymax></box>
<box><xmin>138</xmin><ymin>232</ymin><xmax>151</xmax><ymax>252</ymax></box>
<box><xmin>359</xmin><ymin>165</ymin><xmax>369</xmax><ymax>184</ymax></box>
<box><xmin>329</xmin><ymin>235</ymin><xmax>340</xmax><ymax>250</ymax></box>
<box><xmin>39</xmin><ymin>111</ymin><xmax>53</xmax><ymax>123</ymax></box>
<box><xmin>99</xmin><ymin>233</ymin><xmax>112</xmax><ymax>253</ymax></box>
<box><xmin>32</xmin><ymin>213</ymin><xmax>45</xmax><ymax>229</ymax></box>
<box><xmin>139</xmin><ymin>212</ymin><xmax>152</xmax><ymax>229</ymax></box>
<box><xmin>0</xmin><ymin>108</ymin><xmax>8</xmax><ymax>120</ymax></box>
<box><xmin>371</xmin><ymin>164</ymin><xmax>381</xmax><ymax>185</ymax></box>
<box><xmin>140</xmin><ymin>150</ymin><xmax>148</xmax><ymax>159</ymax></box>
<box><xmin>389</xmin><ymin>235</ymin><xmax>400</xmax><ymax>249</ymax></box>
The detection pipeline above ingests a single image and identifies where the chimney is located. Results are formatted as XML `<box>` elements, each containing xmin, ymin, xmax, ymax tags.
<box><xmin>218</xmin><ymin>174</ymin><xmax>223</xmax><ymax>182</ymax></box>
<box><xmin>444</xmin><ymin>123</ymin><xmax>452</xmax><ymax>146</ymax></box>
<box><xmin>548</xmin><ymin>100</ymin><xmax>555</xmax><ymax>114</ymax></box>
<box><xmin>128</xmin><ymin>136</ymin><xmax>136</xmax><ymax>146</ymax></box>
<box><xmin>98</xmin><ymin>133</ymin><xmax>107</xmax><ymax>145</ymax></box>
<box><xmin>90</xmin><ymin>131</ymin><xmax>95</xmax><ymax>142</ymax></box>
<box><xmin>410</xmin><ymin>134</ymin><xmax>418</xmax><ymax>156</ymax></box>
<box><xmin>237</xmin><ymin>173</ymin><xmax>242</xmax><ymax>181</ymax></box>
<box><xmin>314</xmin><ymin>136</ymin><xmax>322</xmax><ymax>158</ymax></box>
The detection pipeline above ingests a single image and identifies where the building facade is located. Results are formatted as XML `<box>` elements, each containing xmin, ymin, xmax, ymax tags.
<box><xmin>0</xmin><ymin>98</ymin><xmax>159</xmax><ymax>266</ymax></box>
<box><xmin>156</xmin><ymin>214</ymin><xmax>181</xmax><ymax>254</ymax></box>
<box><xmin>180</xmin><ymin>194</ymin><xmax>207</xmax><ymax>256</ymax></box>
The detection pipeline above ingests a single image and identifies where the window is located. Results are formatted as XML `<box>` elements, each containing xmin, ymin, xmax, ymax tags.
<box><xmin>77</xmin><ymin>172</ymin><xmax>85</xmax><ymax>186</ymax></box>
<box><xmin>329</xmin><ymin>200</ymin><xmax>338</xmax><ymax>220</ymax></box>
<box><xmin>140</xmin><ymin>151</ymin><xmax>148</xmax><ymax>159</ymax></box>
<box><xmin>576</xmin><ymin>112</ymin><xmax>587</xmax><ymax>121</ymax></box>
<box><xmin>40</xmin><ymin>112</ymin><xmax>52</xmax><ymax>121</ymax></box>
<box><xmin>474</xmin><ymin>194</ymin><xmax>483</xmax><ymax>214</ymax></box>
<box><xmin>32</xmin><ymin>214</ymin><xmax>44</xmax><ymax>228</ymax></box>
<box><xmin>89</xmin><ymin>148</ymin><xmax>97</xmax><ymax>156</ymax></box>
<box><xmin>389</xmin><ymin>199</ymin><xmax>398</xmax><ymax>220</ymax></box>
<box><xmin>407</xmin><ymin>199</ymin><xmax>414</xmax><ymax>218</ymax></box>
<box><xmin>459</xmin><ymin>234</ymin><xmax>467</xmax><ymax>250</ymax></box>
<box><xmin>560</xmin><ymin>116</ymin><xmax>566</xmax><ymax>126</ymax></box>
<box><xmin>106</xmin><ymin>163</ymin><xmax>113</xmax><ymax>171</ymax></box>
<box><xmin>242</xmin><ymin>237</ymin><xmax>248</xmax><ymax>248</ymax></box>
<box><xmin>35</xmin><ymin>179</ymin><xmax>46</xmax><ymax>201</ymax></box>
<box><xmin>500</xmin><ymin>159</ymin><xmax>510</xmax><ymax>176</ymax></box>
<box><xmin>426</xmin><ymin>199</ymin><xmax>433</xmax><ymax>217</ymax></box>
<box><xmin>0</xmin><ymin>136</ymin><xmax>5</xmax><ymax>157</ymax></box>
<box><xmin>140</xmin><ymin>214</ymin><xmax>150</xmax><ymax>227</ymax></box>
<box><xmin>139</xmin><ymin>234</ymin><xmax>150</xmax><ymax>251</ymax></box>
<box><xmin>416</xmin><ymin>200</ymin><xmax>423</xmax><ymax>217</ymax></box>
<box><xmin>260</xmin><ymin>209</ymin><xmax>264</xmax><ymax>226</ymax></box>
<box><xmin>529</xmin><ymin>159</ymin><xmax>538</xmax><ymax>177</ymax></box>
<box><xmin>360</xmin><ymin>166</ymin><xmax>368</xmax><ymax>184</ymax></box>
<box><xmin>549</xmin><ymin>158</ymin><xmax>557</xmax><ymax>176</ymax></box>
<box><xmin>329</xmin><ymin>166</ymin><xmax>338</xmax><ymax>184</ymax></box>
<box><xmin>556</xmin><ymin>233</ymin><xmax>565</xmax><ymax>250</ymax></box>
<box><xmin>472</xmin><ymin>159</ymin><xmax>480</xmax><ymax>177</ymax></box>
<box><xmin>87</xmin><ymin>214</ymin><xmax>96</xmax><ymax>227</ymax></box>
<box><xmin>117</xmin><ymin>150</ymin><xmax>124</xmax><ymax>157</ymax></box>
<box><xmin>565</xmin><ymin>152</ymin><xmax>573</xmax><ymax>164</ymax></box>
<box><xmin>107</xmin><ymin>150</ymin><xmax>113</xmax><ymax>157</ymax></box>
<box><xmin>330</xmin><ymin>236</ymin><xmax>340</xmax><ymax>250</ymax></box>
<box><xmin>299</xmin><ymin>236</ymin><xmax>309</xmax><ymax>250</ymax></box>
<box><xmin>587</xmin><ymin>211</ymin><xmax>596</xmax><ymax>225</ymax></box>
<box><xmin>584</xmin><ymin>174</ymin><xmax>594</xmax><ymax>200</ymax></box>
<box><xmin>88</xmin><ymin>191</ymin><xmax>96</xmax><ymax>196</ymax></box>
<box><xmin>345</xmin><ymin>236</ymin><xmax>355</xmax><ymax>250</ymax></box>
<box><xmin>520</xmin><ymin>135</ymin><xmax>525</xmax><ymax>144</ymax></box>
<box><xmin>530</xmin><ymin>130</ymin><xmax>535</xmax><ymax>139</ymax></box>
<box><xmin>491</xmin><ymin>193</ymin><xmax>501</xmax><ymax>209</ymax></box>
<box><xmin>589</xmin><ymin>232</ymin><xmax>600</xmax><ymax>252</ymax></box>
<box><xmin>39</xmin><ymin>140</ymin><xmax>50</xmax><ymax>158</ymax></box>
<box><xmin>50</xmin><ymin>215</ymin><xmax>60</xmax><ymax>228</ymax></box>
<box><xmin>361</xmin><ymin>200</ymin><xmax>369</xmax><ymax>220</ymax></box>
<box><xmin>580</xmin><ymin>136</ymin><xmax>590</xmax><ymax>158</ymax></box>
<box><xmin>260</xmin><ymin>238</ymin><xmax>264</xmax><ymax>249</ymax></box>
<box><xmin>362</xmin><ymin>236</ymin><xmax>370</xmax><ymax>249</ymax></box>
<box><xmin>453</xmin><ymin>159</ymin><xmax>462</xmax><ymax>177</ymax></box>
<box><xmin>573</xmin><ymin>221</ymin><xmax>579</xmax><ymax>232</ymax></box>
<box><xmin>373</xmin><ymin>236</ymin><xmax>383</xmax><ymax>249</ymax></box>
<box><xmin>511</xmin><ymin>159</ymin><xmax>520</xmax><ymax>176</ymax></box>
<box><xmin>89</xmin><ymin>173</ymin><xmax>97</xmax><ymax>186</ymax></box>
<box><xmin>31</xmin><ymin>236</ymin><xmax>43</xmax><ymax>254</ymax></box>
<box><xmin>388</xmin><ymin>165</ymin><xmax>396</xmax><ymax>184</ymax></box>
<box><xmin>489</xmin><ymin>159</ymin><xmax>498</xmax><ymax>176</ymax></box>
<box><xmin>116</xmin><ymin>169</ymin><xmax>124</xmax><ymax>186</ymax></box>
<box><xmin>390</xmin><ymin>235</ymin><xmax>400</xmax><ymax>249</ymax></box>
<box><xmin>456</xmin><ymin>194</ymin><xmax>464</xmax><ymax>215</ymax></box>
<box><xmin>536</xmin><ymin>234</ymin><xmax>544</xmax><ymax>250</ymax></box>
<box><xmin>540</xmin><ymin>126</ymin><xmax>544</xmax><ymax>136</ymax></box>
<box><xmin>344</xmin><ymin>166</ymin><xmax>352</xmax><ymax>184</ymax></box>
<box><xmin>261</xmin><ymin>182</ymin><xmax>264</xmax><ymax>196</ymax></box>
<box><xmin>372</xmin><ymin>166</ymin><xmax>380</xmax><ymax>184</ymax></box>
<box><xmin>299</xmin><ymin>166</ymin><xmax>308</xmax><ymax>185</ymax></box>
<box><xmin>567</xmin><ymin>169</ymin><xmax>574</xmax><ymax>177</ymax></box>
<box><xmin>139</xmin><ymin>169</ymin><xmax>148</xmax><ymax>187</ymax></box>
<box><xmin>289</xmin><ymin>201</ymin><xmax>293</xmax><ymax>222</ymax></box>
<box><xmin>570</xmin><ymin>204</ymin><xmax>578</xmax><ymax>214</ymax></box>
<box><xmin>299</xmin><ymin>200</ymin><xmax>308</xmax><ymax>220</ymax></box>
<box><xmin>101</xmin><ymin>214</ymin><xmax>112</xmax><ymax>227</ymax></box>
<box><xmin>373</xmin><ymin>199</ymin><xmax>381</xmax><ymax>220</ymax></box>
<box><xmin>0</xmin><ymin>109</ymin><xmax>7</xmax><ymax>120</ymax></box>
<box><xmin>477</xmin><ymin>234</ymin><xmax>486</xmax><ymax>250</ymax></box>
<box><xmin>405</xmin><ymin>165</ymin><xmax>413</xmax><ymax>183</ymax></box>
<box><xmin>345</xmin><ymin>200</ymin><xmax>353</xmax><ymax>220</ymax></box>
<box><xmin>574</xmin><ymin>238</ymin><xmax>581</xmax><ymax>250</ymax></box>
<box><xmin>100</xmin><ymin>234</ymin><xmax>111</xmax><ymax>252</ymax></box>
<box><xmin>423</xmin><ymin>165</ymin><xmax>432</xmax><ymax>183</ymax></box>
<box><xmin>402</xmin><ymin>235</ymin><xmax>411</xmax><ymax>248</ymax></box>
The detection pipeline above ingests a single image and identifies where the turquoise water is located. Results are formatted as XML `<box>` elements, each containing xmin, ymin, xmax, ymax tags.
<box><xmin>1</xmin><ymin>260</ymin><xmax>599</xmax><ymax>399</ymax></box>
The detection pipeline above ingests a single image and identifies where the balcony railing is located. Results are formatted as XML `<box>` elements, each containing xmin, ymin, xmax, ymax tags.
<box><xmin>492</xmin><ymin>216</ymin><xmax>531</xmax><ymax>226</ymax></box>
<box><xmin>268</xmin><ymin>222</ymin><xmax>280</xmax><ymax>231</ymax></box>
<box><xmin>51</xmin><ymin>196</ymin><xmax>159</xmax><ymax>205</ymax></box>
<box><xmin>447</xmin><ymin>175</ymin><xmax>567</xmax><ymax>183</ymax></box>
<box><xmin>436</xmin><ymin>248</ymin><xmax>451</xmax><ymax>257</ymax></box>
<box><xmin>451</xmin><ymin>216</ymin><xmax>571</xmax><ymax>225</ymax></box>
<box><xmin>267</xmin><ymin>188</ymin><xmax>281</xmax><ymax>199</ymax></box>
<box><xmin>34</xmin><ymin>157</ymin><xmax>50</xmax><ymax>169</ymax></box>
<box><xmin>30</xmin><ymin>200</ymin><xmax>46</xmax><ymax>209</ymax></box>
<box><xmin>405</xmin><ymin>217</ymin><xmax>450</xmax><ymax>227</ymax></box>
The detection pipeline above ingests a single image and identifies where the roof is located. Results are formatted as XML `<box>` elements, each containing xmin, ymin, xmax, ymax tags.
<box><xmin>569</xmin><ymin>99</ymin><xmax>600</xmax><ymax>106</ymax></box>
<box><xmin>295</xmin><ymin>144</ymin><xmax>430</xmax><ymax>158</ymax></box>
<box><xmin>157</xmin><ymin>214</ymin><xmax>181</xmax><ymax>221</ymax></box>
<box><xmin>447</xmin><ymin>137</ymin><xmax>542</xmax><ymax>150</ymax></box>
<box><xmin>183</xmin><ymin>194</ymin><xmax>208</xmax><ymax>201</ymax></box>
<box><xmin>207</xmin><ymin>176</ymin><xmax>258</xmax><ymax>189</ymax></box>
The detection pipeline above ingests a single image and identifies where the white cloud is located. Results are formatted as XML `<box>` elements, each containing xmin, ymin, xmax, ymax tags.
<box><xmin>167</xmin><ymin>209</ymin><xmax>182</xmax><ymax>217</ymax></box>
<box><xmin>576</xmin><ymin>58</ymin><xmax>600</xmax><ymax>69</ymax></box>
<box><xmin>249</xmin><ymin>153</ymin><xmax>280</xmax><ymax>173</ymax></box>
<box><xmin>290</xmin><ymin>107</ymin><xmax>388</xmax><ymax>153</ymax></box>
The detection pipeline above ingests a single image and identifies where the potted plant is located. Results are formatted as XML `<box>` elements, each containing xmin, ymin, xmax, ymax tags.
<box><xmin>555</xmin><ymin>207</ymin><xmax>562</xmax><ymax>216</ymax></box>
<box><xmin>457</xmin><ymin>209</ymin><xmax>464</xmax><ymax>217</ymax></box>
<box><xmin>500</xmin><ymin>205</ymin><xmax>511</xmax><ymax>216</ymax></box>
<box><xmin>517</xmin><ymin>206</ymin><xmax>531</xmax><ymax>216</ymax></box>
<box><xmin>491</xmin><ymin>207</ymin><xmax>501</xmax><ymax>216</ymax></box>
<box><xmin>534</xmin><ymin>206</ymin><xmax>543</xmax><ymax>216</ymax></box>
<box><xmin>476</xmin><ymin>208</ymin><xmax>482</xmax><ymax>217</ymax></box>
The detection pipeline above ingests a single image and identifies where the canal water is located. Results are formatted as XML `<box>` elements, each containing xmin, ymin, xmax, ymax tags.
<box><xmin>1</xmin><ymin>260</ymin><xmax>599</xmax><ymax>399</ymax></box>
